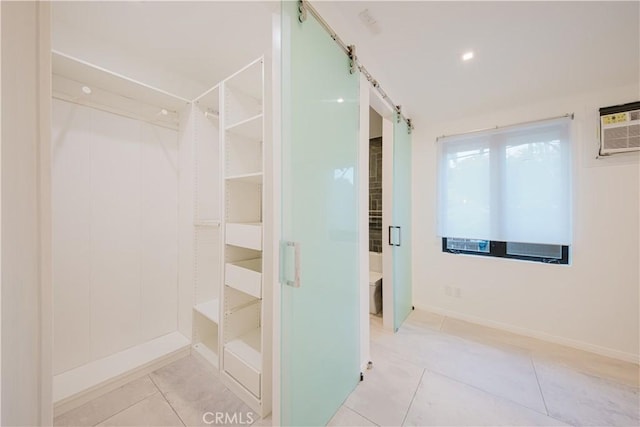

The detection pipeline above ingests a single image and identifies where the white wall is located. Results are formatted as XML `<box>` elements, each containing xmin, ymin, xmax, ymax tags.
<box><xmin>413</xmin><ymin>83</ymin><xmax>640</xmax><ymax>362</ymax></box>
<box><xmin>369</xmin><ymin>107</ymin><xmax>382</xmax><ymax>139</ymax></box>
<box><xmin>1</xmin><ymin>2</ymin><xmax>51</xmax><ymax>424</ymax></box>
<box><xmin>52</xmin><ymin>99</ymin><xmax>179</xmax><ymax>374</ymax></box>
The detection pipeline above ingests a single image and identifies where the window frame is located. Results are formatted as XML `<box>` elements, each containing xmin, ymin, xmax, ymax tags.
<box><xmin>442</xmin><ymin>237</ymin><xmax>569</xmax><ymax>265</ymax></box>
<box><xmin>437</xmin><ymin>116</ymin><xmax>573</xmax><ymax>264</ymax></box>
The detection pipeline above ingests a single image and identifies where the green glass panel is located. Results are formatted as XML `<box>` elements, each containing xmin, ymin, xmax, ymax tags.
<box><xmin>393</xmin><ymin>114</ymin><xmax>412</xmax><ymax>330</ymax></box>
<box><xmin>281</xmin><ymin>1</ymin><xmax>360</xmax><ymax>426</ymax></box>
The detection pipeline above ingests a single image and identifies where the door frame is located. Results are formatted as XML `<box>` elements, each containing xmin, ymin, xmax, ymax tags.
<box><xmin>270</xmin><ymin>10</ymin><xmax>282</xmax><ymax>427</ymax></box>
<box><xmin>358</xmin><ymin>77</ymin><xmax>398</xmax><ymax>372</ymax></box>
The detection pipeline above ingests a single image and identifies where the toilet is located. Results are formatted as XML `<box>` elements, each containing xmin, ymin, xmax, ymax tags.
<box><xmin>369</xmin><ymin>271</ymin><xmax>383</xmax><ymax>314</ymax></box>
<box><xmin>369</xmin><ymin>252</ymin><xmax>383</xmax><ymax>315</ymax></box>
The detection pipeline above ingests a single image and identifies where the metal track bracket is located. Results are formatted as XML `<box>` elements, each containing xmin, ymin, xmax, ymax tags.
<box><xmin>298</xmin><ymin>0</ymin><xmax>307</xmax><ymax>23</ymax></box>
<box><xmin>348</xmin><ymin>45</ymin><xmax>357</xmax><ymax>74</ymax></box>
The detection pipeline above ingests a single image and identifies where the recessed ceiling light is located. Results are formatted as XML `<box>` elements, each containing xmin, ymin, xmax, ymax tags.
<box><xmin>337</xmin><ymin>98</ymin><xmax>344</xmax><ymax>103</ymax></box>
<box><xmin>462</xmin><ymin>51</ymin><xmax>474</xmax><ymax>61</ymax></box>
<box><xmin>160</xmin><ymin>109</ymin><xmax>168</xmax><ymax>116</ymax></box>
<box><xmin>81</xmin><ymin>86</ymin><xmax>92</xmax><ymax>94</ymax></box>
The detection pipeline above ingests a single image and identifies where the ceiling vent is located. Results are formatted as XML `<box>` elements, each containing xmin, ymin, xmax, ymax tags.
<box><xmin>599</xmin><ymin>101</ymin><xmax>640</xmax><ymax>155</ymax></box>
<box><xmin>358</xmin><ymin>9</ymin><xmax>382</xmax><ymax>35</ymax></box>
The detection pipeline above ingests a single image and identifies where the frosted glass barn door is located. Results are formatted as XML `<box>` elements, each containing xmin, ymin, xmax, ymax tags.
<box><xmin>280</xmin><ymin>1</ymin><xmax>360</xmax><ymax>425</ymax></box>
<box><xmin>391</xmin><ymin>114</ymin><xmax>412</xmax><ymax>330</ymax></box>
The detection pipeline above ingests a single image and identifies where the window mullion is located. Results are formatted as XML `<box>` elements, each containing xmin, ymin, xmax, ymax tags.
<box><xmin>489</xmin><ymin>135</ymin><xmax>504</xmax><ymax>243</ymax></box>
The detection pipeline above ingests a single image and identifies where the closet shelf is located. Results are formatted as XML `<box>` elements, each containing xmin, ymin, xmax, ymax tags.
<box><xmin>53</xmin><ymin>332</ymin><xmax>189</xmax><ymax>404</ymax></box>
<box><xmin>226</xmin><ymin>223</ymin><xmax>262</xmax><ymax>251</ymax></box>
<box><xmin>225</xmin><ymin>328</ymin><xmax>262</xmax><ymax>372</ymax></box>
<box><xmin>225</xmin><ymin>172</ymin><xmax>262</xmax><ymax>184</ymax></box>
<box><xmin>224</xmin><ymin>326</ymin><xmax>262</xmax><ymax>398</ymax></box>
<box><xmin>194</xmin><ymin>299</ymin><xmax>220</xmax><ymax>324</ymax></box>
<box><xmin>194</xmin><ymin>219</ymin><xmax>221</xmax><ymax>227</ymax></box>
<box><xmin>225</xmin><ymin>259</ymin><xmax>262</xmax><ymax>299</ymax></box>
<box><xmin>52</xmin><ymin>51</ymin><xmax>187</xmax><ymax>131</ymax></box>
<box><xmin>226</xmin><ymin>114</ymin><xmax>263</xmax><ymax>140</ymax></box>
<box><xmin>225</xmin><ymin>298</ymin><xmax>260</xmax><ymax>316</ymax></box>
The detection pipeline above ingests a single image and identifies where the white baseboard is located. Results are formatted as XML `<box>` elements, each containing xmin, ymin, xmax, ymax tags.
<box><xmin>416</xmin><ymin>304</ymin><xmax>640</xmax><ymax>365</ymax></box>
<box><xmin>53</xmin><ymin>332</ymin><xmax>191</xmax><ymax>417</ymax></box>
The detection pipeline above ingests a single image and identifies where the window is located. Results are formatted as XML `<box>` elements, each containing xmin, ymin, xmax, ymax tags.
<box><xmin>437</xmin><ymin>117</ymin><xmax>572</xmax><ymax>264</ymax></box>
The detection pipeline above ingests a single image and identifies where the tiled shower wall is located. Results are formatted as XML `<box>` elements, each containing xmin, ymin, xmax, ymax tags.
<box><xmin>369</xmin><ymin>137</ymin><xmax>383</xmax><ymax>252</ymax></box>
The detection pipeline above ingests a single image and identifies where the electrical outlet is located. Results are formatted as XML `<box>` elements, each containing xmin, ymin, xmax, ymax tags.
<box><xmin>445</xmin><ymin>285</ymin><xmax>452</xmax><ymax>296</ymax></box>
<box><xmin>454</xmin><ymin>287</ymin><xmax>462</xmax><ymax>298</ymax></box>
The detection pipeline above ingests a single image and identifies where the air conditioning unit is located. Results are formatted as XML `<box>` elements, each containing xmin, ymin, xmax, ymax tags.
<box><xmin>445</xmin><ymin>238</ymin><xmax>489</xmax><ymax>253</ymax></box>
<box><xmin>599</xmin><ymin>101</ymin><xmax>640</xmax><ymax>155</ymax></box>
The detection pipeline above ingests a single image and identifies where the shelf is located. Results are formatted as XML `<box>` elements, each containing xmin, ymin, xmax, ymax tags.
<box><xmin>194</xmin><ymin>299</ymin><xmax>220</xmax><ymax>324</ymax></box>
<box><xmin>228</xmin><ymin>258</ymin><xmax>262</xmax><ymax>273</ymax></box>
<box><xmin>226</xmin><ymin>114</ymin><xmax>262</xmax><ymax>140</ymax></box>
<box><xmin>224</xmin><ymin>327</ymin><xmax>261</xmax><ymax>398</ymax></box>
<box><xmin>194</xmin><ymin>219</ymin><xmax>221</xmax><ymax>228</ymax></box>
<box><xmin>225</xmin><ymin>327</ymin><xmax>262</xmax><ymax>372</ymax></box>
<box><xmin>53</xmin><ymin>74</ymin><xmax>181</xmax><ymax>130</ymax></box>
<box><xmin>226</xmin><ymin>223</ymin><xmax>262</xmax><ymax>251</ymax></box>
<box><xmin>52</xmin><ymin>51</ymin><xmax>186</xmax><ymax>130</ymax></box>
<box><xmin>225</xmin><ymin>297</ymin><xmax>260</xmax><ymax>317</ymax></box>
<box><xmin>225</xmin><ymin>172</ymin><xmax>262</xmax><ymax>184</ymax></box>
<box><xmin>53</xmin><ymin>332</ymin><xmax>190</xmax><ymax>404</ymax></box>
<box><xmin>225</xmin><ymin>259</ymin><xmax>262</xmax><ymax>299</ymax></box>
<box><xmin>192</xmin><ymin>343</ymin><xmax>219</xmax><ymax>369</ymax></box>
<box><xmin>52</xmin><ymin>51</ymin><xmax>189</xmax><ymax>111</ymax></box>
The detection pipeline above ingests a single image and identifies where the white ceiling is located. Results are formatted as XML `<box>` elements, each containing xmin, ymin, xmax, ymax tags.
<box><xmin>53</xmin><ymin>1</ymin><xmax>639</xmax><ymax>123</ymax></box>
<box><xmin>315</xmin><ymin>1</ymin><xmax>640</xmax><ymax>126</ymax></box>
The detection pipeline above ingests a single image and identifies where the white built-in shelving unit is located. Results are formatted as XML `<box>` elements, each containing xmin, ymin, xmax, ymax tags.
<box><xmin>220</xmin><ymin>58</ymin><xmax>270</xmax><ymax>416</ymax></box>
<box><xmin>191</xmin><ymin>84</ymin><xmax>222</xmax><ymax>369</ymax></box>
<box><xmin>187</xmin><ymin>56</ymin><xmax>270</xmax><ymax>416</ymax></box>
<box><xmin>50</xmin><ymin>49</ymin><xmax>271</xmax><ymax>418</ymax></box>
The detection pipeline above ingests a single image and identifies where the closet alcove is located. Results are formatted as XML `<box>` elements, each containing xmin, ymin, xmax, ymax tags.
<box><xmin>50</xmin><ymin>2</ymin><xmax>274</xmax><ymax>418</ymax></box>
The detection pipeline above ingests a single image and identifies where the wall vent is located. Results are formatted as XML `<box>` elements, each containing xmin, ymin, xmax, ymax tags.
<box><xmin>599</xmin><ymin>101</ymin><xmax>640</xmax><ymax>155</ymax></box>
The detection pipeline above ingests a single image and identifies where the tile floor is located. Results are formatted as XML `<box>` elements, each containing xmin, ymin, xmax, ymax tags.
<box><xmin>331</xmin><ymin>311</ymin><xmax>639</xmax><ymax>427</ymax></box>
<box><xmin>54</xmin><ymin>355</ymin><xmax>259</xmax><ymax>427</ymax></box>
<box><xmin>55</xmin><ymin>310</ymin><xmax>640</xmax><ymax>427</ymax></box>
